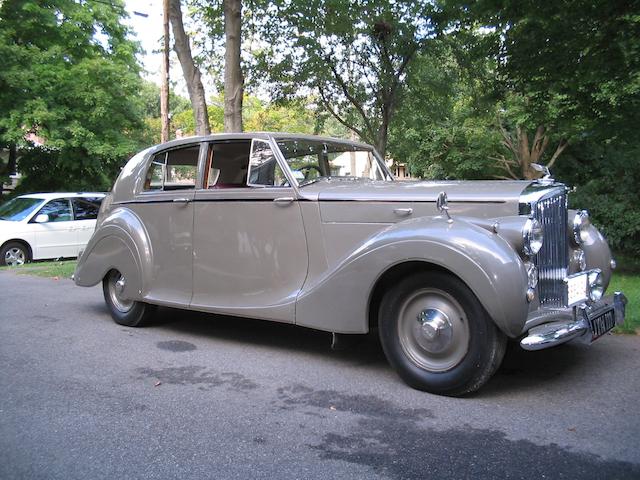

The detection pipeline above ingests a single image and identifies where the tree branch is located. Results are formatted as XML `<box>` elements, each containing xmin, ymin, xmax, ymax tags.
<box><xmin>324</xmin><ymin>54</ymin><xmax>376</xmax><ymax>139</ymax></box>
<box><xmin>547</xmin><ymin>139</ymin><xmax>569</xmax><ymax>168</ymax></box>
<box><xmin>318</xmin><ymin>85</ymin><xmax>367</xmax><ymax>141</ymax></box>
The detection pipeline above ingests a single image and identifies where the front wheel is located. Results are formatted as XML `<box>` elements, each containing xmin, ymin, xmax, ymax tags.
<box><xmin>103</xmin><ymin>270</ymin><xmax>156</xmax><ymax>327</ymax></box>
<box><xmin>1</xmin><ymin>241</ymin><xmax>30</xmax><ymax>266</ymax></box>
<box><xmin>379</xmin><ymin>271</ymin><xmax>506</xmax><ymax>396</ymax></box>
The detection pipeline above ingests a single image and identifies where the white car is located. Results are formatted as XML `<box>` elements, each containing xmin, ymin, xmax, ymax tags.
<box><xmin>0</xmin><ymin>192</ymin><xmax>105</xmax><ymax>266</ymax></box>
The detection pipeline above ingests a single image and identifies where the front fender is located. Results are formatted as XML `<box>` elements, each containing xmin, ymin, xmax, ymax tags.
<box><xmin>296</xmin><ymin>216</ymin><xmax>529</xmax><ymax>336</ymax></box>
<box><xmin>74</xmin><ymin>208</ymin><xmax>153</xmax><ymax>300</ymax></box>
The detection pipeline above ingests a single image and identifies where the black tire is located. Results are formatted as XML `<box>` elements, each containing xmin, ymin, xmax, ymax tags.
<box><xmin>1</xmin><ymin>241</ymin><xmax>30</xmax><ymax>266</ymax></box>
<box><xmin>378</xmin><ymin>271</ymin><xmax>506</xmax><ymax>396</ymax></box>
<box><xmin>102</xmin><ymin>270</ymin><xmax>156</xmax><ymax>327</ymax></box>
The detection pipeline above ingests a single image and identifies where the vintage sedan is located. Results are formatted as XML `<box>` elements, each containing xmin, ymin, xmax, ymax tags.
<box><xmin>74</xmin><ymin>134</ymin><xmax>627</xmax><ymax>396</ymax></box>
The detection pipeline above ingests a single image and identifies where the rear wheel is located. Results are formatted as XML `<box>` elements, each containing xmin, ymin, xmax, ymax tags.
<box><xmin>379</xmin><ymin>271</ymin><xmax>506</xmax><ymax>396</ymax></box>
<box><xmin>103</xmin><ymin>270</ymin><xmax>155</xmax><ymax>327</ymax></box>
<box><xmin>1</xmin><ymin>241</ymin><xmax>30</xmax><ymax>266</ymax></box>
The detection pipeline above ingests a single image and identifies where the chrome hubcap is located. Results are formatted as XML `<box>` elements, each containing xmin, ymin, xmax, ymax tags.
<box><xmin>416</xmin><ymin>308</ymin><xmax>452</xmax><ymax>352</ymax></box>
<box><xmin>398</xmin><ymin>288</ymin><xmax>470</xmax><ymax>372</ymax></box>
<box><xmin>108</xmin><ymin>272</ymin><xmax>134</xmax><ymax>313</ymax></box>
<box><xmin>5</xmin><ymin>247</ymin><xmax>25</xmax><ymax>266</ymax></box>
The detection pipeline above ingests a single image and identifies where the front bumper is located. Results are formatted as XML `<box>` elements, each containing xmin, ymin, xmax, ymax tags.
<box><xmin>520</xmin><ymin>292</ymin><xmax>627</xmax><ymax>351</ymax></box>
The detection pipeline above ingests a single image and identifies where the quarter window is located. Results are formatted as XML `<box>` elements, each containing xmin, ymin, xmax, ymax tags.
<box><xmin>144</xmin><ymin>145</ymin><xmax>200</xmax><ymax>191</ymax></box>
<box><xmin>248</xmin><ymin>140</ymin><xmax>287</xmax><ymax>187</ymax></box>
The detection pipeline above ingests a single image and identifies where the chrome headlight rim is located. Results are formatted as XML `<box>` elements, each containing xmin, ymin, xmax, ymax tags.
<box><xmin>522</xmin><ymin>218</ymin><xmax>544</xmax><ymax>256</ymax></box>
<box><xmin>572</xmin><ymin>210</ymin><xmax>590</xmax><ymax>245</ymax></box>
<box><xmin>588</xmin><ymin>269</ymin><xmax>604</xmax><ymax>302</ymax></box>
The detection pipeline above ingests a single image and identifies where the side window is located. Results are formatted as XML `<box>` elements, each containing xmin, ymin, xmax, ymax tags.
<box><xmin>247</xmin><ymin>140</ymin><xmax>287</xmax><ymax>187</ymax></box>
<box><xmin>72</xmin><ymin>198</ymin><xmax>101</xmax><ymax>220</ymax></box>
<box><xmin>205</xmin><ymin>140</ymin><xmax>252</xmax><ymax>188</ymax></box>
<box><xmin>144</xmin><ymin>145</ymin><xmax>200</xmax><ymax>191</ymax></box>
<box><xmin>36</xmin><ymin>199</ymin><xmax>72</xmax><ymax>222</ymax></box>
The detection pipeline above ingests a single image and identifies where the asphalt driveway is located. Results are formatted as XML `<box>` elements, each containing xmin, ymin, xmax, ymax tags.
<box><xmin>1</xmin><ymin>271</ymin><xmax>639</xmax><ymax>479</ymax></box>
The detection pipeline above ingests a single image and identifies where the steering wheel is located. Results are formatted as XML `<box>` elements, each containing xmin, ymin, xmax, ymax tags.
<box><xmin>298</xmin><ymin>164</ymin><xmax>322</xmax><ymax>180</ymax></box>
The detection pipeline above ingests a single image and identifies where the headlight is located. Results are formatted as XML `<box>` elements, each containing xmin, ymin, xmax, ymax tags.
<box><xmin>524</xmin><ymin>261</ymin><xmax>538</xmax><ymax>288</ymax></box>
<box><xmin>588</xmin><ymin>270</ymin><xmax>604</xmax><ymax>302</ymax></box>
<box><xmin>523</xmin><ymin>218</ymin><xmax>544</xmax><ymax>256</ymax></box>
<box><xmin>573</xmin><ymin>210</ymin><xmax>590</xmax><ymax>245</ymax></box>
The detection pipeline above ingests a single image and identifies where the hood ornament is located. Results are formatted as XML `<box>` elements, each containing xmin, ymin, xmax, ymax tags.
<box><xmin>436</xmin><ymin>191</ymin><xmax>453</xmax><ymax>223</ymax></box>
<box><xmin>531</xmin><ymin>163</ymin><xmax>554</xmax><ymax>185</ymax></box>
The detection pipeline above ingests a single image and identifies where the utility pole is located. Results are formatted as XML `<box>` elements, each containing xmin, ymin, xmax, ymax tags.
<box><xmin>160</xmin><ymin>0</ymin><xmax>170</xmax><ymax>142</ymax></box>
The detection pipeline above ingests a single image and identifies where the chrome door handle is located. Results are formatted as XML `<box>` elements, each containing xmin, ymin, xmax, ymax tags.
<box><xmin>393</xmin><ymin>208</ymin><xmax>413</xmax><ymax>216</ymax></box>
<box><xmin>273</xmin><ymin>197</ymin><xmax>294</xmax><ymax>205</ymax></box>
<box><xmin>172</xmin><ymin>197</ymin><xmax>191</xmax><ymax>204</ymax></box>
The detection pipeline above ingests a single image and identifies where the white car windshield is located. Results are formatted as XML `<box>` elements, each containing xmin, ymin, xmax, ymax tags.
<box><xmin>0</xmin><ymin>197</ymin><xmax>44</xmax><ymax>221</ymax></box>
<box><xmin>275</xmin><ymin>139</ymin><xmax>391</xmax><ymax>186</ymax></box>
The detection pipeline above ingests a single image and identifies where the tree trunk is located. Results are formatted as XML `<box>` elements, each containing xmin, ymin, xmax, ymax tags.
<box><xmin>169</xmin><ymin>0</ymin><xmax>211</xmax><ymax>136</ymax></box>
<box><xmin>497</xmin><ymin>121</ymin><xmax>567</xmax><ymax>180</ymax></box>
<box><xmin>223</xmin><ymin>0</ymin><xmax>243</xmax><ymax>132</ymax></box>
<box><xmin>161</xmin><ymin>0</ymin><xmax>170</xmax><ymax>142</ymax></box>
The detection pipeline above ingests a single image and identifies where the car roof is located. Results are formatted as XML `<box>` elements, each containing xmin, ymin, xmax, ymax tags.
<box><xmin>151</xmin><ymin>132</ymin><xmax>375</xmax><ymax>152</ymax></box>
<box><xmin>17</xmin><ymin>192</ymin><xmax>106</xmax><ymax>201</ymax></box>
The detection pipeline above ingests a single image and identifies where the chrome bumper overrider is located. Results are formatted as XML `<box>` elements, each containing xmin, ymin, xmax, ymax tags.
<box><xmin>520</xmin><ymin>292</ymin><xmax>627</xmax><ymax>351</ymax></box>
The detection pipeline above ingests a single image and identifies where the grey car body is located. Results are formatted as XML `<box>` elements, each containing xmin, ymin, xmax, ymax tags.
<box><xmin>74</xmin><ymin>133</ymin><xmax>627</xmax><ymax>395</ymax></box>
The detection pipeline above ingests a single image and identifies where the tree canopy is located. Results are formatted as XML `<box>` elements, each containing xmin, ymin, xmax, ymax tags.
<box><xmin>0</xmin><ymin>0</ymin><xmax>146</xmax><ymax>191</ymax></box>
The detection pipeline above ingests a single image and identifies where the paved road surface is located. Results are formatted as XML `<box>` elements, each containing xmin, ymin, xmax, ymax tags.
<box><xmin>1</xmin><ymin>272</ymin><xmax>639</xmax><ymax>479</ymax></box>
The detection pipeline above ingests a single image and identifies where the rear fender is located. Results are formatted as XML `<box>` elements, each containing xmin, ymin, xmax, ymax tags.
<box><xmin>74</xmin><ymin>208</ymin><xmax>152</xmax><ymax>300</ymax></box>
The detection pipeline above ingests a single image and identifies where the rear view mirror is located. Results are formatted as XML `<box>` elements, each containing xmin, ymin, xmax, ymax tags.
<box><xmin>34</xmin><ymin>214</ymin><xmax>49</xmax><ymax>223</ymax></box>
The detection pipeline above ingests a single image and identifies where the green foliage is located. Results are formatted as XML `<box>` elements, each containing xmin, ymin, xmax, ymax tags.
<box><xmin>554</xmin><ymin>141</ymin><xmax>640</xmax><ymax>256</ymax></box>
<box><xmin>0</xmin><ymin>0</ymin><xmax>147</xmax><ymax>190</ymax></box>
<box><xmin>609</xmin><ymin>274</ymin><xmax>640</xmax><ymax>334</ymax></box>
<box><xmin>15</xmin><ymin>147</ymin><xmax>115</xmax><ymax>194</ymax></box>
<box><xmin>389</xmin><ymin>47</ymin><xmax>505</xmax><ymax>179</ymax></box>
<box><xmin>452</xmin><ymin>0</ymin><xmax>640</xmax><ymax>143</ymax></box>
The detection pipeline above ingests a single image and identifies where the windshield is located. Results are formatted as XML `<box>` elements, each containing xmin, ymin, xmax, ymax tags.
<box><xmin>275</xmin><ymin>139</ymin><xmax>391</xmax><ymax>186</ymax></box>
<box><xmin>0</xmin><ymin>197</ymin><xmax>44</xmax><ymax>221</ymax></box>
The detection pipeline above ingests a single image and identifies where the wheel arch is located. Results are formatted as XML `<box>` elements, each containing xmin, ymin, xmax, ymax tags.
<box><xmin>368</xmin><ymin>261</ymin><xmax>454</xmax><ymax>331</ymax></box>
<box><xmin>74</xmin><ymin>207</ymin><xmax>151</xmax><ymax>301</ymax></box>
<box><xmin>1</xmin><ymin>238</ymin><xmax>33</xmax><ymax>261</ymax></box>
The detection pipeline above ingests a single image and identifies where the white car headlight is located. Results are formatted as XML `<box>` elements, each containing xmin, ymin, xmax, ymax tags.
<box><xmin>523</xmin><ymin>218</ymin><xmax>544</xmax><ymax>256</ymax></box>
<box><xmin>573</xmin><ymin>210</ymin><xmax>590</xmax><ymax>245</ymax></box>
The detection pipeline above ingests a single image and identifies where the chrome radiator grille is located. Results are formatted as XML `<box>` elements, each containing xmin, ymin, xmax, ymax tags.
<box><xmin>532</xmin><ymin>192</ymin><xmax>569</xmax><ymax>307</ymax></box>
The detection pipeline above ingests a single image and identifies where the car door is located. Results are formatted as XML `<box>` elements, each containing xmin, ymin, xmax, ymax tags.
<box><xmin>190</xmin><ymin>138</ymin><xmax>309</xmax><ymax>323</ymax></box>
<box><xmin>71</xmin><ymin>197</ymin><xmax>103</xmax><ymax>253</ymax></box>
<box><xmin>31</xmin><ymin>198</ymin><xmax>77</xmax><ymax>259</ymax></box>
<box><xmin>126</xmin><ymin>143</ymin><xmax>202</xmax><ymax>307</ymax></box>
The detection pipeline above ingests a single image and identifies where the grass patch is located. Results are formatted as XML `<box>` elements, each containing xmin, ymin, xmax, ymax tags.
<box><xmin>610</xmin><ymin>273</ymin><xmax>639</xmax><ymax>334</ymax></box>
<box><xmin>0</xmin><ymin>260</ymin><xmax>77</xmax><ymax>279</ymax></box>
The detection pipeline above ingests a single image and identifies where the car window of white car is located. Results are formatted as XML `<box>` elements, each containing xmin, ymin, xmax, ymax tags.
<box><xmin>71</xmin><ymin>198</ymin><xmax>101</xmax><ymax>220</ymax></box>
<box><xmin>34</xmin><ymin>199</ymin><xmax>72</xmax><ymax>222</ymax></box>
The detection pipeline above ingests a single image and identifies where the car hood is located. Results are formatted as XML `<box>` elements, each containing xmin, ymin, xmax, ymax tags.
<box><xmin>300</xmin><ymin>179</ymin><xmax>531</xmax><ymax>209</ymax></box>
